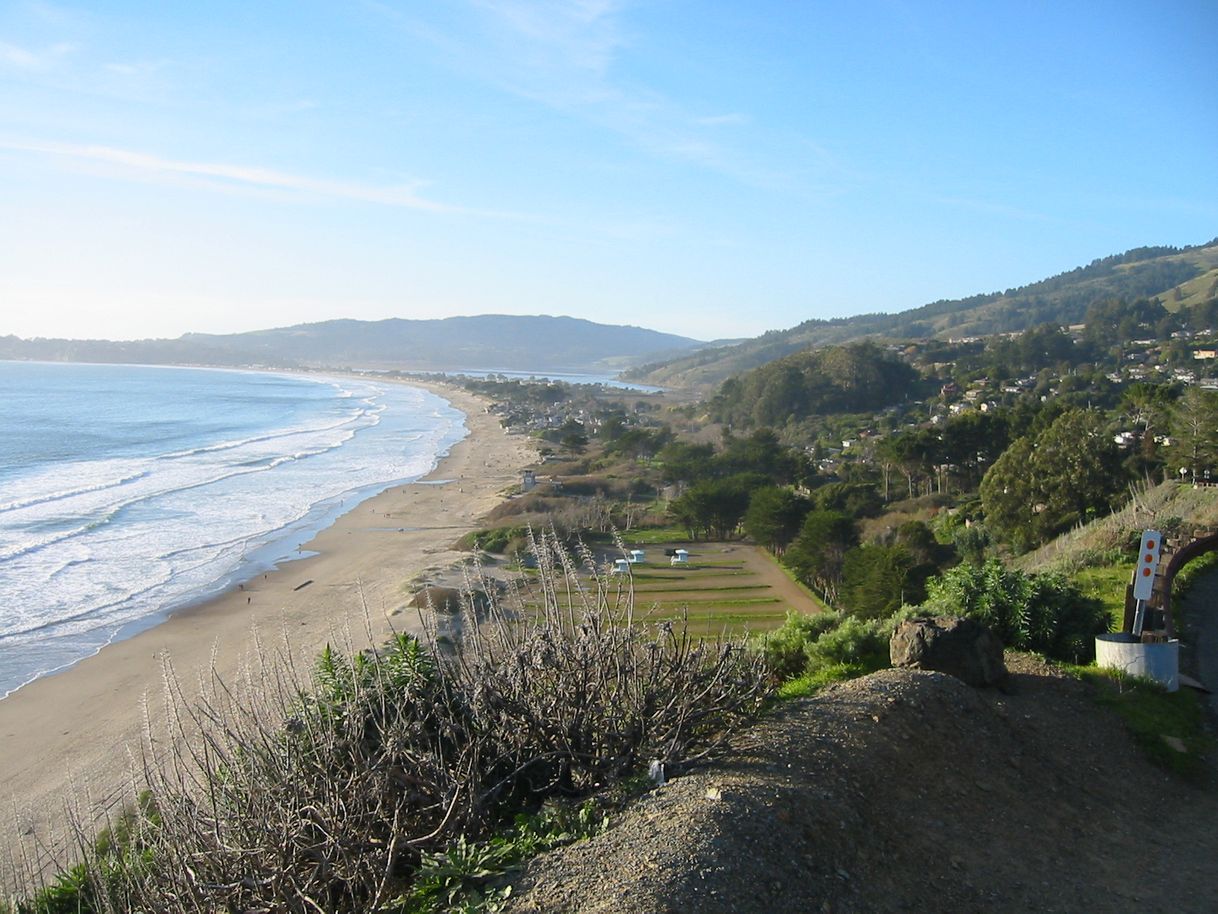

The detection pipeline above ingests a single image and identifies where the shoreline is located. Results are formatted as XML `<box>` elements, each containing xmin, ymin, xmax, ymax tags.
<box><xmin>0</xmin><ymin>379</ymin><xmax>536</xmax><ymax>872</ymax></box>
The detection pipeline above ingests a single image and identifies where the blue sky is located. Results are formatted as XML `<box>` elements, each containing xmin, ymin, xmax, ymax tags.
<box><xmin>1</xmin><ymin>1</ymin><xmax>1215</xmax><ymax>342</ymax></box>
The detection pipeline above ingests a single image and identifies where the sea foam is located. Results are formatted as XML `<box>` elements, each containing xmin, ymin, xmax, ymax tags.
<box><xmin>0</xmin><ymin>363</ymin><xmax>465</xmax><ymax>698</ymax></box>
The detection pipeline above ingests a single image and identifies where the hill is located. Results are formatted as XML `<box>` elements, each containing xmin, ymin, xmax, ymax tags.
<box><xmin>630</xmin><ymin>239</ymin><xmax>1218</xmax><ymax>389</ymax></box>
<box><xmin>0</xmin><ymin>315</ymin><xmax>703</xmax><ymax>373</ymax></box>
<box><xmin>503</xmin><ymin>658</ymin><xmax>1218</xmax><ymax>913</ymax></box>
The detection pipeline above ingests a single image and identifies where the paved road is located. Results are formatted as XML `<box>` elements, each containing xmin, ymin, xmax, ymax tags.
<box><xmin>1179</xmin><ymin>567</ymin><xmax>1218</xmax><ymax>716</ymax></box>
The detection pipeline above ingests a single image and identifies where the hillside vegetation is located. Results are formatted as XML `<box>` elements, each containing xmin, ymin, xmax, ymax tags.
<box><xmin>708</xmin><ymin>342</ymin><xmax>921</xmax><ymax>428</ymax></box>
<box><xmin>631</xmin><ymin>239</ymin><xmax>1218</xmax><ymax>388</ymax></box>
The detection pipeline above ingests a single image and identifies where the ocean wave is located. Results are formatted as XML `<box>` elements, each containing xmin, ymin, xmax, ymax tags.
<box><xmin>158</xmin><ymin>410</ymin><xmax>372</xmax><ymax>461</ymax></box>
<box><xmin>0</xmin><ymin>370</ymin><xmax>466</xmax><ymax>695</ymax></box>
<box><xmin>0</xmin><ymin>422</ymin><xmax>372</xmax><ymax>561</ymax></box>
<box><xmin>0</xmin><ymin>468</ymin><xmax>153</xmax><ymax>515</ymax></box>
<box><xmin>0</xmin><ymin>503</ymin><xmax>125</xmax><ymax>562</ymax></box>
<box><xmin>0</xmin><ymin>563</ymin><xmax>173</xmax><ymax>642</ymax></box>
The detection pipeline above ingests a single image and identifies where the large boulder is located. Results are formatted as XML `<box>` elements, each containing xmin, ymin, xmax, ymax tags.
<box><xmin>890</xmin><ymin>616</ymin><xmax>1008</xmax><ymax>687</ymax></box>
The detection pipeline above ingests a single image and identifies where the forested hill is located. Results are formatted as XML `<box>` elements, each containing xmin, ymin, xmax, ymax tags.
<box><xmin>709</xmin><ymin>342</ymin><xmax>922</xmax><ymax>428</ymax></box>
<box><xmin>0</xmin><ymin>315</ymin><xmax>703</xmax><ymax>373</ymax></box>
<box><xmin>628</xmin><ymin>239</ymin><xmax>1218</xmax><ymax>389</ymax></box>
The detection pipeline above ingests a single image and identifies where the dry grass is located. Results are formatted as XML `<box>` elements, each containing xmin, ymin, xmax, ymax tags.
<box><xmin>1015</xmin><ymin>479</ymin><xmax>1218</xmax><ymax>575</ymax></box>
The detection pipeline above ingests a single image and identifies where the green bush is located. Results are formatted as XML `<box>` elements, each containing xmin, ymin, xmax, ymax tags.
<box><xmin>919</xmin><ymin>559</ymin><xmax>1109</xmax><ymax>662</ymax></box>
<box><xmin>755</xmin><ymin>611</ymin><xmax>843</xmax><ymax>681</ymax></box>
<box><xmin>804</xmin><ymin>616</ymin><xmax>890</xmax><ymax>675</ymax></box>
<box><xmin>457</xmin><ymin>526</ymin><xmax>535</xmax><ymax>555</ymax></box>
<box><xmin>757</xmin><ymin>611</ymin><xmax>891</xmax><ymax>696</ymax></box>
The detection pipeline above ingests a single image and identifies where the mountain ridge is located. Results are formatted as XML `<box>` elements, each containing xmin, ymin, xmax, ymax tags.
<box><xmin>628</xmin><ymin>238</ymin><xmax>1218</xmax><ymax>388</ymax></box>
<box><xmin>0</xmin><ymin>314</ymin><xmax>704</xmax><ymax>374</ymax></box>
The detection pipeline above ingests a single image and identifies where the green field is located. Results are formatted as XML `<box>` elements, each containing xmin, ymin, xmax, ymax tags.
<box><xmin>517</xmin><ymin>544</ymin><xmax>819</xmax><ymax>636</ymax></box>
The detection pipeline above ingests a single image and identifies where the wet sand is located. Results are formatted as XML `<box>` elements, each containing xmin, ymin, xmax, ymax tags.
<box><xmin>0</xmin><ymin>380</ymin><xmax>535</xmax><ymax>874</ymax></box>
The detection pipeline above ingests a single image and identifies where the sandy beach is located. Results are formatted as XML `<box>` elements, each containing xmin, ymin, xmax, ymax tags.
<box><xmin>0</xmin><ymin>380</ymin><xmax>535</xmax><ymax>875</ymax></box>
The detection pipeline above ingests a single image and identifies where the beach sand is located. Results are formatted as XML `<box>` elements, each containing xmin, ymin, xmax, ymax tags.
<box><xmin>0</xmin><ymin>380</ymin><xmax>536</xmax><ymax>876</ymax></box>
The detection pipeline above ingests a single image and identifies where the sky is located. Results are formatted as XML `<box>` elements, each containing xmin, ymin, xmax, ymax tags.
<box><xmin>1</xmin><ymin>1</ymin><xmax>1215</xmax><ymax>343</ymax></box>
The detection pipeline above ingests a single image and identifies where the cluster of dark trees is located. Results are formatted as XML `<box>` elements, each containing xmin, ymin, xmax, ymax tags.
<box><xmin>709</xmin><ymin>342</ymin><xmax>922</xmax><ymax>428</ymax></box>
<box><xmin>658</xmin><ymin>429</ymin><xmax>957</xmax><ymax>619</ymax></box>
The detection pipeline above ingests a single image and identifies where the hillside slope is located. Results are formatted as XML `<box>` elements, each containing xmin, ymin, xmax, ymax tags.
<box><xmin>0</xmin><ymin>315</ymin><xmax>703</xmax><ymax>373</ymax></box>
<box><xmin>632</xmin><ymin>239</ymin><xmax>1218</xmax><ymax>389</ymax></box>
<box><xmin>504</xmin><ymin>659</ymin><xmax>1217</xmax><ymax>914</ymax></box>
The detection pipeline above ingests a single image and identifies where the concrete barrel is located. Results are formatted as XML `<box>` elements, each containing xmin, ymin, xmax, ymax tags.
<box><xmin>1095</xmin><ymin>633</ymin><xmax>1179</xmax><ymax>691</ymax></box>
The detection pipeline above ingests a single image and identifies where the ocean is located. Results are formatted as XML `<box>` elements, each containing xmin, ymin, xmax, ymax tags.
<box><xmin>0</xmin><ymin>362</ymin><xmax>467</xmax><ymax>698</ymax></box>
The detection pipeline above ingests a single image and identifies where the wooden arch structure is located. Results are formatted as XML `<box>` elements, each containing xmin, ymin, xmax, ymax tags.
<box><xmin>1122</xmin><ymin>529</ymin><xmax>1218</xmax><ymax>638</ymax></box>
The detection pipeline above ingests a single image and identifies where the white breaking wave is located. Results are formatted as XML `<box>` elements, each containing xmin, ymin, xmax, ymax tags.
<box><xmin>0</xmin><ymin>368</ymin><xmax>466</xmax><ymax>698</ymax></box>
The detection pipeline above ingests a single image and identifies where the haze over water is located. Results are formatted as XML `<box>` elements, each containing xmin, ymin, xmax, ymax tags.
<box><xmin>0</xmin><ymin>362</ymin><xmax>466</xmax><ymax>698</ymax></box>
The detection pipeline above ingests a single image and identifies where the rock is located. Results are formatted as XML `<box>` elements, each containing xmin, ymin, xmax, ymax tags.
<box><xmin>890</xmin><ymin>617</ymin><xmax>1008</xmax><ymax>687</ymax></box>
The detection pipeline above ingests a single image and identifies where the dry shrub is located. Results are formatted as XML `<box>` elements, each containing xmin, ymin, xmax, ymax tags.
<box><xmin>42</xmin><ymin>530</ymin><xmax>766</xmax><ymax>913</ymax></box>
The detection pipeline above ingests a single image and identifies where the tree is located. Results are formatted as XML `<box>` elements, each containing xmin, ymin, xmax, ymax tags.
<box><xmin>560</xmin><ymin>430</ymin><xmax>588</xmax><ymax>453</ymax></box>
<box><xmin>783</xmin><ymin>510</ymin><xmax>859</xmax><ymax>605</ymax></box>
<box><xmin>812</xmin><ymin>481</ymin><xmax>883</xmax><ymax>518</ymax></box>
<box><xmin>1121</xmin><ymin>382</ymin><xmax>1174</xmax><ymax>470</ymax></box>
<box><xmin>607</xmin><ymin>427</ymin><xmax>672</xmax><ymax>461</ymax></box>
<box><xmin>840</xmin><ymin>544</ymin><xmax>918</xmax><ymax>619</ymax></box>
<box><xmin>717</xmin><ymin>428</ymin><xmax>803</xmax><ymax>484</ymax></box>
<box><xmin>939</xmin><ymin>411</ymin><xmax>1010</xmax><ymax>488</ymax></box>
<box><xmin>977</xmin><ymin>437</ymin><xmax>1035</xmax><ymax>548</ymax></box>
<box><xmin>1168</xmin><ymin>387</ymin><xmax>1218</xmax><ymax>479</ymax></box>
<box><xmin>657</xmin><ymin>440</ymin><xmax>715</xmax><ymax>484</ymax></box>
<box><xmin>743</xmin><ymin>487</ymin><xmax>810</xmax><ymax>555</ymax></box>
<box><xmin>667</xmin><ymin>475</ymin><xmax>759</xmax><ymax>540</ymax></box>
<box><xmin>879</xmin><ymin>429</ymin><xmax>939</xmax><ymax>498</ymax></box>
<box><xmin>979</xmin><ymin>409</ymin><xmax>1125</xmax><ymax>550</ymax></box>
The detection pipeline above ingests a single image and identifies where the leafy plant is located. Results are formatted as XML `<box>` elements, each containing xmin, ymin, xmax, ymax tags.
<box><xmin>395</xmin><ymin>802</ymin><xmax>609</xmax><ymax>914</ymax></box>
<box><xmin>757</xmin><ymin>611</ymin><xmax>891</xmax><ymax>697</ymax></box>
<box><xmin>920</xmin><ymin>559</ymin><xmax>1109</xmax><ymax>661</ymax></box>
<box><xmin>755</xmin><ymin>611</ymin><xmax>845</xmax><ymax>681</ymax></box>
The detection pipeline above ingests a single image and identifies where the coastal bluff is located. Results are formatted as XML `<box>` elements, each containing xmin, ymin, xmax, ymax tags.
<box><xmin>503</xmin><ymin>656</ymin><xmax>1218</xmax><ymax>914</ymax></box>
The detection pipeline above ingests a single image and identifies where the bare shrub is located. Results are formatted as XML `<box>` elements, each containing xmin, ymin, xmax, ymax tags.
<box><xmin>41</xmin><ymin>530</ymin><xmax>766</xmax><ymax>913</ymax></box>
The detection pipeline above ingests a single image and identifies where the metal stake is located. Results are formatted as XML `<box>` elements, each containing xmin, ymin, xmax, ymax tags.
<box><xmin>1131</xmin><ymin>598</ymin><xmax>1147</xmax><ymax>638</ymax></box>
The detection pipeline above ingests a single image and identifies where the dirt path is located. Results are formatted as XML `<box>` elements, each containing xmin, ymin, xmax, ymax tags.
<box><xmin>731</xmin><ymin>543</ymin><xmax>826</xmax><ymax>615</ymax></box>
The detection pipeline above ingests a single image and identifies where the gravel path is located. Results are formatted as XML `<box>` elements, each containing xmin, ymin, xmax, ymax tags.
<box><xmin>503</xmin><ymin>656</ymin><xmax>1218</xmax><ymax>914</ymax></box>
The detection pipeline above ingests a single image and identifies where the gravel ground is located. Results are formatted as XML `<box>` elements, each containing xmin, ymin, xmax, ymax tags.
<box><xmin>502</xmin><ymin>655</ymin><xmax>1218</xmax><ymax>914</ymax></box>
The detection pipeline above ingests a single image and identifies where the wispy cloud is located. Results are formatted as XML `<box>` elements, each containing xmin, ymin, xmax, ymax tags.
<box><xmin>374</xmin><ymin>2</ymin><xmax>818</xmax><ymax>191</ymax></box>
<box><xmin>103</xmin><ymin>58</ymin><xmax>168</xmax><ymax>78</ymax></box>
<box><xmin>692</xmin><ymin>113</ymin><xmax>750</xmax><ymax>128</ymax></box>
<box><xmin>0</xmin><ymin>38</ymin><xmax>76</xmax><ymax>70</ymax></box>
<box><xmin>0</xmin><ymin>139</ymin><xmax>469</xmax><ymax>213</ymax></box>
<box><xmin>471</xmin><ymin>0</ymin><xmax>625</xmax><ymax>80</ymax></box>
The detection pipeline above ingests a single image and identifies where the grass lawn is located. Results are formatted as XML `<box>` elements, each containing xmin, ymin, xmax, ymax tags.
<box><xmin>1067</xmin><ymin>665</ymin><xmax>1212</xmax><ymax>780</ymax></box>
<box><xmin>514</xmin><ymin>541</ymin><xmax>821</xmax><ymax>636</ymax></box>
<box><xmin>1072</xmin><ymin>562</ymin><xmax>1133</xmax><ymax>631</ymax></box>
